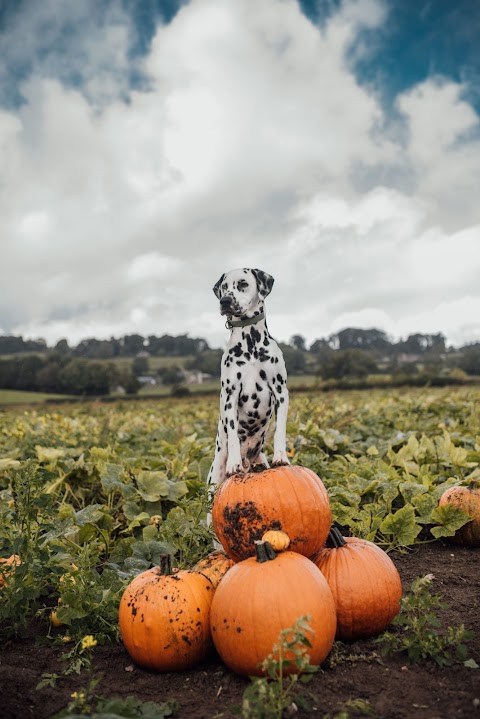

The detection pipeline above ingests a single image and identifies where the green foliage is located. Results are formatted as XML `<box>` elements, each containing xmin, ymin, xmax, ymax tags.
<box><xmin>235</xmin><ymin>616</ymin><xmax>318</xmax><ymax>719</ymax></box>
<box><xmin>319</xmin><ymin>349</ymin><xmax>378</xmax><ymax>380</ymax></box>
<box><xmin>377</xmin><ymin>574</ymin><xmax>478</xmax><ymax>667</ymax></box>
<box><xmin>0</xmin><ymin>462</ymin><xmax>56</xmax><ymax>636</ymax></box>
<box><xmin>52</xmin><ymin>674</ymin><xmax>178</xmax><ymax>718</ymax></box>
<box><xmin>0</xmin><ymin>387</ymin><xmax>479</xmax><ymax>655</ymax></box>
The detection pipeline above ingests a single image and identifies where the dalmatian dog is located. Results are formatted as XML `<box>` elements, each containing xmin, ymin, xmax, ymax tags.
<box><xmin>208</xmin><ymin>268</ymin><xmax>290</xmax><ymax>488</ymax></box>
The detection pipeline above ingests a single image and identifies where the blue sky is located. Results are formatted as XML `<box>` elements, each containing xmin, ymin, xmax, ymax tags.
<box><xmin>2</xmin><ymin>0</ymin><xmax>478</xmax><ymax>110</ymax></box>
<box><xmin>0</xmin><ymin>0</ymin><xmax>479</xmax><ymax>347</ymax></box>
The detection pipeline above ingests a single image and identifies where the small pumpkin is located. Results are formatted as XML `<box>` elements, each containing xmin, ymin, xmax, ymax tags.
<box><xmin>194</xmin><ymin>550</ymin><xmax>235</xmax><ymax>589</ymax></box>
<box><xmin>212</xmin><ymin>465</ymin><xmax>331</xmax><ymax>561</ymax></box>
<box><xmin>119</xmin><ymin>555</ymin><xmax>214</xmax><ymax>672</ymax></box>
<box><xmin>261</xmin><ymin>530</ymin><xmax>290</xmax><ymax>552</ymax></box>
<box><xmin>312</xmin><ymin>527</ymin><xmax>402</xmax><ymax>641</ymax></box>
<box><xmin>0</xmin><ymin>554</ymin><xmax>20</xmax><ymax>589</ymax></box>
<box><xmin>438</xmin><ymin>481</ymin><xmax>480</xmax><ymax>547</ymax></box>
<box><xmin>210</xmin><ymin>540</ymin><xmax>336</xmax><ymax>677</ymax></box>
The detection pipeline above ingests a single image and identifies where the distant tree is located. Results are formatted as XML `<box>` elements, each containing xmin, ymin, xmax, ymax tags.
<box><xmin>279</xmin><ymin>344</ymin><xmax>307</xmax><ymax>375</ymax></box>
<box><xmin>54</xmin><ymin>338</ymin><xmax>70</xmax><ymax>355</ymax></box>
<box><xmin>35</xmin><ymin>354</ymin><xmax>71</xmax><ymax>392</ymax></box>
<box><xmin>336</xmin><ymin>328</ymin><xmax>392</xmax><ymax>353</ymax></box>
<box><xmin>58</xmin><ymin>359</ymin><xmax>119</xmax><ymax>395</ymax></box>
<box><xmin>396</xmin><ymin>333</ymin><xmax>446</xmax><ymax>355</ymax></box>
<box><xmin>13</xmin><ymin>355</ymin><xmax>45</xmax><ymax>390</ymax></box>
<box><xmin>319</xmin><ymin>349</ymin><xmax>378</xmax><ymax>380</ymax></box>
<box><xmin>0</xmin><ymin>335</ymin><xmax>47</xmax><ymax>354</ymax></box>
<box><xmin>185</xmin><ymin>350</ymin><xmax>222</xmax><ymax>378</ymax></box>
<box><xmin>132</xmin><ymin>356</ymin><xmax>150</xmax><ymax>375</ymax></box>
<box><xmin>0</xmin><ymin>358</ymin><xmax>18</xmax><ymax>388</ymax></box>
<box><xmin>147</xmin><ymin>334</ymin><xmax>210</xmax><ymax>356</ymax></box>
<box><xmin>457</xmin><ymin>344</ymin><xmax>480</xmax><ymax>376</ymax></box>
<box><xmin>310</xmin><ymin>338</ymin><xmax>331</xmax><ymax>352</ymax></box>
<box><xmin>159</xmin><ymin>366</ymin><xmax>186</xmax><ymax>385</ymax></box>
<box><xmin>290</xmin><ymin>334</ymin><xmax>306</xmax><ymax>351</ymax></box>
<box><xmin>117</xmin><ymin>369</ymin><xmax>141</xmax><ymax>394</ymax></box>
<box><xmin>120</xmin><ymin>334</ymin><xmax>146</xmax><ymax>356</ymax></box>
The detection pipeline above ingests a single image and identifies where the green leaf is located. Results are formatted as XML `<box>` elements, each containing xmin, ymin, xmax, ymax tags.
<box><xmin>136</xmin><ymin>472</ymin><xmax>188</xmax><ymax>502</ymax></box>
<box><xmin>100</xmin><ymin>464</ymin><xmax>134</xmax><ymax>498</ymax></box>
<box><xmin>75</xmin><ymin>505</ymin><xmax>106</xmax><ymax>526</ymax></box>
<box><xmin>379</xmin><ymin>504</ymin><xmax>421</xmax><ymax>547</ymax></box>
<box><xmin>464</xmin><ymin>658</ymin><xmax>479</xmax><ymax>669</ymax></box>
<box><xmin>430</xmin><ymin>504</ymin><xmax>472</xmax><ymax>539</ymax></box>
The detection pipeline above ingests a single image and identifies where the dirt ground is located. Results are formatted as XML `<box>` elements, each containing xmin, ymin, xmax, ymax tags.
<box><xmin>1</xmin><ymin>542</ymin><xmax>479</xmax><ymax>719</ymax></box>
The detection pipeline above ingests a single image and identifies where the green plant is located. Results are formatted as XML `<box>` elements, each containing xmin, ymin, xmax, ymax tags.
<box><xmin>322</xmin><ymin>698</ymin><xmax>377</xmax><ymax>718</ymax></box>
<box><xmin>377</xmin><ymin>574</ymin><xmax>478</xmax><ymax>667</ymax></box>
<box><xmin>234</xmin><ymin>616</ymin><xmax>319</xmax><ymax>719</ymax></box>
<box><xmin>53</xmin><ymin>678</ymin><xmax>178</xmax><ymax>718</ymax></box>
<box><xmin>0</xmin><ymin>462</ymin><xmax>56</xmax><ymax>637</ymax></box>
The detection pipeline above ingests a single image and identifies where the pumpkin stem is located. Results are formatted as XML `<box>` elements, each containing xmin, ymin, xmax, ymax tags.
<box><xmin>326</xmin><ymin>527</ymin><xmax>347</xmax><ymax>549</ymax></box>
<box><xmin>254</xmin><ymin>540</ymin><xmax>277</xmax><ymax>563</ymax></box>
<box><xmin>158</xmin><ymin>554</ymin><xmax>173</xmax><ymax>575</ymax></box>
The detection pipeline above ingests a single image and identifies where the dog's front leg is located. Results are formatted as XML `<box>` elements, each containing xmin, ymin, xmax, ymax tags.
<box><xmin>221</xmin><ymin>386</ymin><xmax>243</xmax><ymax>476</ymax></box>
<box><xmin>207</xmin><ymin>419</ymin><xmax>227</xmax><ymax>488</ymax></box>
<box><xmin>272</xmin><ymin>386</ymin><xmax>290</xmax><ymax>466</ymax></box>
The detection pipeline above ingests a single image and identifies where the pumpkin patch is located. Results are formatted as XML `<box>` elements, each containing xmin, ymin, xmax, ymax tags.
<box><xmin>1</xmin><ymin>388</ymin><xmax>479</xmax><ymax>717</ymax></box>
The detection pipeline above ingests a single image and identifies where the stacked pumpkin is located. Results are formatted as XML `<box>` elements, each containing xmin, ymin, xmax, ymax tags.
<box><xmin>119</xmin><ymin>464</ymin><xmax>403</xmax><ymax>676</ymax></box>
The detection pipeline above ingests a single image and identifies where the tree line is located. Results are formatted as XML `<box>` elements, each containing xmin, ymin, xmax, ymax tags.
<box><xmin>0</xmin><ymin>328</ymin><xmax>479</xmax><ymax>396</ymax></box>
<box><xmin>0</xmin><ymin>333</ymin><xmax>209</xmax><ymax>359</ymax></box>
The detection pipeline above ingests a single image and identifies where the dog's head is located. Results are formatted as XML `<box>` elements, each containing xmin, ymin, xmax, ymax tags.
<box><xmin>213</xmin><ymin>268</ymin><xmax>274</xmax><ymax>318</ymax></box>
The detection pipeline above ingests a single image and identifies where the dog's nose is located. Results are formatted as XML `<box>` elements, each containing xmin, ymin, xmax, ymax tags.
<box><xmin>220</xmin><ymin>296</ymin><xmax>232</xmax><ymax>308</ymax></box>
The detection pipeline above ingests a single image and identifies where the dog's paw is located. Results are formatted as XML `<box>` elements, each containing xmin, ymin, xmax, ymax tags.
<box><xmin>271</xmin><ymin>451</ymin><xmax>290</xmax><ymax>467</ymax></box>
<box><xmin>226</xmin><ymin>461</ymin><xmax>245</xmax><ymax>477</ymax></box>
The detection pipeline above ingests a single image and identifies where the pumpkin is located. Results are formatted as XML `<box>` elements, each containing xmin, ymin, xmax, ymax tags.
<box><xmin>212</xmin><ymin>465</ymin><xmax>331</xmax><ymax>561</ymax></box>
<box><xmin>119</xmin><ymin>555</ymin><xmax>214</xmax><ymax>672</ymax></box>
<box><xmin>311</xmin><ymin>527</ymin><xmax>402</xmax><ymax>641</ymax></box>
<box><xmin>261</xmin><ymin>530</ymin><xmax>290</xmax><ymax>552</ymax></box>
<box><xmin>193</xmin><ymin>550</ymin><xmax>235</xmax><ymax>589</ymax></box>
<box><xmin>0</xmin><ymin>554</ymin><xmax>20</xmax><ymax>589</ymax></box>
<box><xmin>438</xmin><ymin>481</ymin><xmax>480</xmax><ymax>547</ymax></box>
<box><xmin>210</xmin><ymin>540</ymin><xmax>336</xmax><ymax>677</ymax></box>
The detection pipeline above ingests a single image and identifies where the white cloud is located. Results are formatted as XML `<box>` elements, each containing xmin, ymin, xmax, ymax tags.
<box><xmin>0</xmin><ymin>0</ymin><xmax>479</xmax><ymax>349</ymax></box>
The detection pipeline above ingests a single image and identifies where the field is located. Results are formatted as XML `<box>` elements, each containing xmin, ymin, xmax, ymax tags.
<box><xmin>0</xmin><ymin>387</ymin><xmax>479</xmax><ymax>718</ymax></box>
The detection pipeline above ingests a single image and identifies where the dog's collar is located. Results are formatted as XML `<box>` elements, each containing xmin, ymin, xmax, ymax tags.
<box><xmin>225</xmin><ymin>311</ymin><xmax>265</xmax><ymax>330</ymax></box>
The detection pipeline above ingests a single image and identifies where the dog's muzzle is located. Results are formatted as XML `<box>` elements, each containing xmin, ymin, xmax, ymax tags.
<box><xmin>220</xmin><ymin>296</ymin><xmax>235</xmax><ymax>315</ymax></box>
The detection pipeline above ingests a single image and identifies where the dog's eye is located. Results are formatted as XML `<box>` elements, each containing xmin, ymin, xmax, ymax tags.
<box><xmin>237</xmin><ymin>281</ymin><xmax>248</xmax><ymax>291</ymax></box>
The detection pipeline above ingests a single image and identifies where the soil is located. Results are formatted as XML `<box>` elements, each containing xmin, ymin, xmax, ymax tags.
<box><xmin>1</xmin><ymin>542</ymin><xmax>479</xmax><ymax>719</ymax></box>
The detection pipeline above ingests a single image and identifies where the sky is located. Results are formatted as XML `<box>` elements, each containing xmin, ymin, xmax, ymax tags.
<box><xmin>0</xmin><ymin>0</ymin><xmax>479</xmax><ymax>350</ymax></box>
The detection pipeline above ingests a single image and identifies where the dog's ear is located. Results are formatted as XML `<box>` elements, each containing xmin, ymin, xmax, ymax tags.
<box><xmin>213</xmin><ymin>273</ymin><xmax>226</xmax><ymax>299</ymax></box>
<box><xmin>252</xmin><ymin>269</ymin><xmax>274</xmax><ymax>299</ymax></box>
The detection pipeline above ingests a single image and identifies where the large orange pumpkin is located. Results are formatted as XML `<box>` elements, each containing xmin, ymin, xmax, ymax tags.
<box><xmin>119</xmin><ymin>555</ymin><xmax>214</xmax><ymax>672</ymax></box>
<box><xmin>311</xmin><ymin>528</ymin><xmax>402</xmax><ymax>641</ymax></box>
<box><xmin>212</xmin><ymin>465</ymin><xmax>331</xmax><ymax>561</ymax></box>
<box><xmin>438</xmin><ymin>481</ymin><xmax>480</xmax><ymax>547</ymax></box>
<box><xmin>193</xmin><ymin>550</ymin><xmax>235</xmax><ymax>590</ymax></box>
<box><xmin>210</xmin><ymin>541</ymin><xmax>336</xmax><ymax>677</ymax></box>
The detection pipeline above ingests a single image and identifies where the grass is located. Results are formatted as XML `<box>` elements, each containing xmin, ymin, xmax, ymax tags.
<box><xmin>0</xmin><ymin>390</ymin><xmax>76</xmax><ymax>406</ymax></box>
